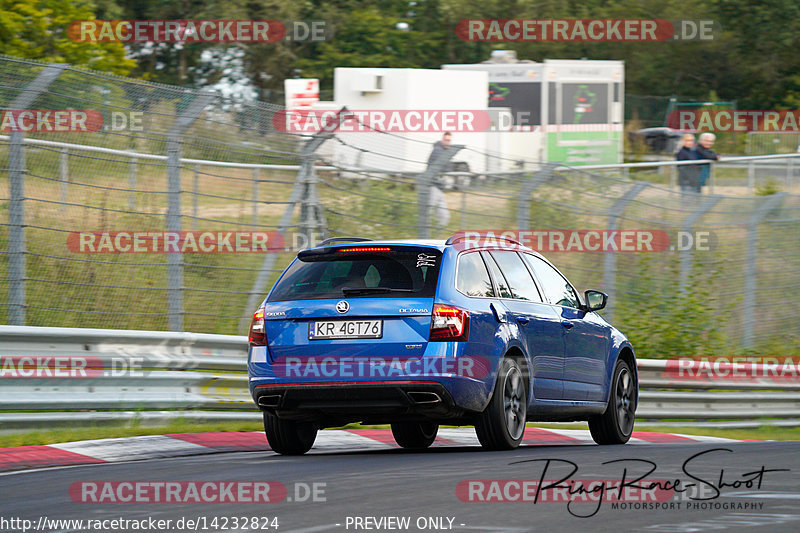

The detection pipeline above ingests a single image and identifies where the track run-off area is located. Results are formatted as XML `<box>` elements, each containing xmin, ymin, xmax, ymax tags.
<box><xmin>1</xmin><ymin>428</ymin><xmax>798</xmax><ymax>533</ymax></box>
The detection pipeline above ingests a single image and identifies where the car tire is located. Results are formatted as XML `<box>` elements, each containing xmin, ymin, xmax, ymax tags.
<box><xmin>391</xmin><ymin>422</ymin><xmax>439</xmax><ymax>449</ymax></box>
<box><xmin>475</xmin><ymin>357</ymin><xmax>527</xmax><ymax>450</ymax></box>
<box><xmin>589</xmin><ymin>358</ymin><xmax>636</xmax><ymax>445</ymax></box>
<box><xmin>263</xmin><ymin>412</ymin><xmax>317</xmax><ymax>455</ymax></box>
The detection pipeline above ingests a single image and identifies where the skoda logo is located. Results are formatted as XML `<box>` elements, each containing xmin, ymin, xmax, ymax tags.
<box><xmin>336</xmin><ymin>300</ymin><xmax>350</xmax><ymax>314</ymax></box>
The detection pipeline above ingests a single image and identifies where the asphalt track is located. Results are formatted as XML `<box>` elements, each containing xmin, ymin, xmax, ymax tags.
<box><xmin>0</xmin><ymin>429</ymin><xmax>798</xmax><ymax>533</ymax></box>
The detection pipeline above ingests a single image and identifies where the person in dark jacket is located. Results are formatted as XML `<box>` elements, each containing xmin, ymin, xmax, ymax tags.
<box><xmin>424</xmin><ymin>132</ymin><xmax>453</xmax><ymax>226</ymax></box>
<box><xmin>676</xmin><ymin>133</ymin><xmax>700</xmax><ymax>193</ymax></box>
<box><xmin>695</xmin><ymin>132</ymin><xmax>721</xmax><ymax>190</ymax></box>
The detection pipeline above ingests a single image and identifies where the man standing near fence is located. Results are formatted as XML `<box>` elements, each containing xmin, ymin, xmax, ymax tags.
<box><xmin>425</xmin><ymin>131</ymin><xmax>452</xmax><ymax>227</ymax></box>
<box><xmin>695</xmin><ymin>132</ymin><xmax>721</xmax><ymax>191</ymax></box>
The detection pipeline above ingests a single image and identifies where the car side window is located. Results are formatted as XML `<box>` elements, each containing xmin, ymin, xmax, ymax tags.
<box><xmin>521</xmin><ymin>254</ymin><xmax>580</xmax><ymax>308</ymax></box>
<box><xmin>481</xmin><ymin>252</ymin><xmax>513</xmax><ymax>299</ymax></box>
<box><xmin>456</xmin><ymin>252</ymin><xmax>495</xmax><ymax>297</ymax></box>
<box><xmin>489</xmin><ymin>251</ymin><xmax>543</xmax><ymax>302</ymax></box>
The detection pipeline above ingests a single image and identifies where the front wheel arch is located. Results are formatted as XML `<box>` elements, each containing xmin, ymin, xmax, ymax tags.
<box><xmin>589</xmin><ymin>358</ymin><xmax>637</xmax><ymax>444</ymax></box>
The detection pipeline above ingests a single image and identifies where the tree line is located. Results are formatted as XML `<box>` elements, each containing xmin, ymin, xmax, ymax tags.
<box><xmin>1</xmin><ymin>0</ymin><xmax>798</xmax><ymax>109</ymax></box>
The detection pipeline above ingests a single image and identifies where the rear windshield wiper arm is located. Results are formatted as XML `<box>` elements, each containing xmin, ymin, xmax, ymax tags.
<box><xmin>341</xmin><ymin>286</ymin><xmax>414</xmax><ymax>295</ymax></box>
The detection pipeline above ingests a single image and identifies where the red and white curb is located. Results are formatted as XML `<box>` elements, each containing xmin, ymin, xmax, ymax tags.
<box><xmin>0</xmin><ymin>429</ymin><xmax>747</xmax><ymax>473</ymax></box>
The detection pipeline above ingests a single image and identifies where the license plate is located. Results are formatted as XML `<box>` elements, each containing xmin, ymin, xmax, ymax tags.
<box><xmin>309</xmin><ymin>320</ymin><xmax>383</xmax><ymax>339</ymax></box>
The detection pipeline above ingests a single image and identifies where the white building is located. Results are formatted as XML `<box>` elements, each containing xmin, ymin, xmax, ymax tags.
<box><xmin>323</xmin><ymin>67</ymin><xmax>492</xmax><ymax>173</ymax></box>
<box><xmin>444</xmin><ymin>55</ymin><xmax>624</xmax><ymax>165</ymax></box>
<box><xmin>293</xmin><ymin>54</ymin><xmax>624</xmax><ymax>172</ymax></box>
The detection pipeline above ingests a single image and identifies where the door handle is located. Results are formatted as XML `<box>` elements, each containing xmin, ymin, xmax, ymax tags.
<box><xmin>515</xmin><ymin>316</ymin><xmax>530</xmax><ymax>325</ymax></box>
<box><xmin>561</xmin><ymin>320</ymin><xmax>574</xmax><ymax>329</ymax></box>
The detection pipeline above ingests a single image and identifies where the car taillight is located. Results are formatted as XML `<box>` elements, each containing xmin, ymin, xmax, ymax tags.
<box><xmin>429</xmin><ymin>304</ymin><xmax>469</xmax><ymax>342</ymax></box>
<box><xmin>249</xmin><ymin>307</ymin><xmax>267</xmax><ymax>346</ymax></box>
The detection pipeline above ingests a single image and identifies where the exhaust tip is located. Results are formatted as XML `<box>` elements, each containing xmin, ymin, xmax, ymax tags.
<box><xmin>257</xmin><ymin>394</ymin><xmax>282</xmax><ymax>408</ymax></box>
<box><xmin>407</xmin><ymin>391</ymin><xmax>442</xmax><ymax>404</ymax></box>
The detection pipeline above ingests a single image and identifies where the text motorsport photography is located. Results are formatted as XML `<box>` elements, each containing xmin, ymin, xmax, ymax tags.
<box><xmin>458</xmin><ymin>448</ymin><xmax>788</xmax><ymax>518</ymax></box>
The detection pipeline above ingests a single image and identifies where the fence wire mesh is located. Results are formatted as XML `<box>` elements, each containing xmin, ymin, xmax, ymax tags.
<box><xmin>1</xmin><ymin>55</ymin><xmax>799</xmax><ymax>357</ymax></box>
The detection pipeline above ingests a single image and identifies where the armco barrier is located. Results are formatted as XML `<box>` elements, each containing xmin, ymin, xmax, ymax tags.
<box><xmin>636</xmin><ymin>358</ymin><xmax>800</xmax><ymax>427</ymax></box>
<box><xmin>0</xmin><ymin>326</ymin><xmax>253</xmax><ymax>428</ymax></box>
<box><xmin>0</xmin><ymin>326</ymin><xmax>798</xmax><ymax>429</ymax></box>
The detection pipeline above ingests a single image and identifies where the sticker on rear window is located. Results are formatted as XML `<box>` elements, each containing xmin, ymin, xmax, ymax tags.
<box><xmin>416</xmin><ymin>253</ymin><xmax>437</xmax><ymax>268</ymax></box>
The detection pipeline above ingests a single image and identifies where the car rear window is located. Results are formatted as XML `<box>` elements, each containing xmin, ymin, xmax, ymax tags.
<box><xmin>268</xmin><ymin>247</ymin><xmax>442</xmax><ymax>301</ymax></box>
<box><xmin>456</xmin><ymin>252</ymin><xmax>494</xmax><ymax>297</ymax></box>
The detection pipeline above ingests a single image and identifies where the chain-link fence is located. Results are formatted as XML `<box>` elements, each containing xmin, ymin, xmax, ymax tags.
<box><xmin>2</xmin><ymin>55</ymin><xmax>799</xmax><ymax>357</ymax></box>
<box><xmin>746</xmin><ymin>131</ymin><xmax>800</xmax><ymax>155</ymax></box>
<box><xmin>0</xmin><ymin>54</ymin><xmax>307</xmax><ymax>335</ymax></box>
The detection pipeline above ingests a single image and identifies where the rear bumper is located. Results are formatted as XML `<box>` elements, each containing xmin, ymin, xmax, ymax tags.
<box><xmin>250</xmin><ymin>378</ymin><xmax>486</xmax><ymax>425</ymax></box>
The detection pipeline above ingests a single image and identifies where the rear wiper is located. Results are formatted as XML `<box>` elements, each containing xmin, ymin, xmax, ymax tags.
<box><xmin>341</xmin><ymin>286</ymin><xmax>414</xmax><ymax>295</ymax></box>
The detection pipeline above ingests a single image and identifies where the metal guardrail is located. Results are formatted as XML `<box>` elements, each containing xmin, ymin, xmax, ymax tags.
<box><xmin>635</xmin><ymin>359</ymin><xmax>800</xmax><ymax>427</ymax></box>
<box><xmin>0</xmin><ymin>326</ymin><xmax>253</xmax><ymax>428</ymax></box>
<box><xmin>0</xmin><ymin>135</ymin><xmax>336</xmax><ymax>172</ymax></box>
<box><xmin>558</xmin><ymin>153</ymin><xmax>800</xmax><ymax>194</ymax></box>
<box><xmin>560</xmin><ymin>152</ymin><xmax>800</xmax><ymax>171</ymax></box>
<box><xmin>1</xmin><ymin>326</ymin><xmax>798</xmax><ymax>429</ymax></box>
<box><xmin>5</xmin><ymin>132</ymin><xmax>799</xmax><ymax>177</ymax></box>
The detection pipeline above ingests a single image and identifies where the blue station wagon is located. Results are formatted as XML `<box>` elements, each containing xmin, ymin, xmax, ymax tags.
<box><xmin>248</xmin><ymin>235</ymin><xmax>637</xmax><ymax>454</ymax></box>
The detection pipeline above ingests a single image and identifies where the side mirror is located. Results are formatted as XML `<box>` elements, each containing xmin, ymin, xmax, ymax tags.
<box><xmin>584</xmin><ymin>290</ymin><xmax>608</xmax><ymax>312</ymax></box>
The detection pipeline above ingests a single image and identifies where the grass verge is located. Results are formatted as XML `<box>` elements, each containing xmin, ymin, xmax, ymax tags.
<box><xmin>0</xmin><ymin>420</ymin><xmax>263</xmax><ymax>448</ymax></box>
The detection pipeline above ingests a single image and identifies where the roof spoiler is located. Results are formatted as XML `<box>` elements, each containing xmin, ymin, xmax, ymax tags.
<box><xmin>445</xmin><ymin>233</ymin><xmax>524</xmax><ymax>247</ymax></box>
<box><xmin>315</xmin><ymin>237</ymin><xmax>373</xmax><ymax>247</ymax></box>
